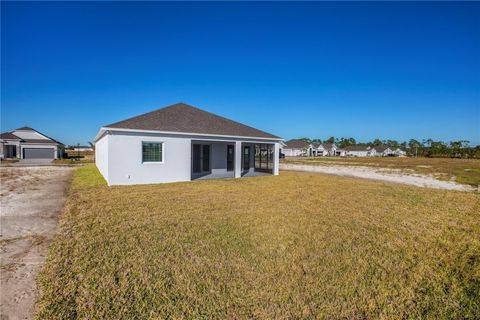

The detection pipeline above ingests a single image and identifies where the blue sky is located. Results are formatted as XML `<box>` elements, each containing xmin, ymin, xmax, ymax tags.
<box><xmin>2</xmin><ymin>2</ymin><xmax>479</xmax><ymax>146</ymax></box>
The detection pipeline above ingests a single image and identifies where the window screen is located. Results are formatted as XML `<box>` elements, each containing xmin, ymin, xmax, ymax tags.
<box><xmin>142</xmin><ymin>142</ymin><xmax>162</xmax><ymax>162</ymax></box>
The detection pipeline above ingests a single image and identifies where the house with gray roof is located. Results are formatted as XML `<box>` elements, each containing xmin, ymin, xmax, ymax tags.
<box><xmin>0</xmin><ymin>127</ymin><xmax>64</xmax><ymax>160</ymax></box>
<box><xmin>372</xmin><ymin>145</ymin><xmax>394</xmax><ymax>156</ymax></box>
<box><xmin>94</xmin><ymin>103</ymin><xmax>283</xmax><ymax>185</ymax></box>
<box><xmin>344</xmin><ymin>145</ymin><xmax>375</xmax><ymax>157</ymax></box>
<box><xmin>283</xmin><ymin>139</ymin><xmax>312</xmax><ymax>157</ymax></box>
<box><xmin>283</xmin><ymin>141</ymin><xmax>346</xmax><ymax>157</ymax></box>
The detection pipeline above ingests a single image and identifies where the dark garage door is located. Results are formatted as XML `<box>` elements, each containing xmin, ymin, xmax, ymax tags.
<box><xmin>23</xmin><ymin>148</ymin><xmax>54</xmax><ymax>159</ymax></box>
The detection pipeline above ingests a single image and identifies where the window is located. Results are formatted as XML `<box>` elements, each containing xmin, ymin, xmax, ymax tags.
<box><xmin>142</xmin><ymin>142</ymin><xmax>163</xmax><ymax>162</ymax></box>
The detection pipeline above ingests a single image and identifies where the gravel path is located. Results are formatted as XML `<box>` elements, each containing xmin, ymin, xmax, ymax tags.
<box><xmin>0</xmin><ymin>166</ymin><xmax>73</xmax><ymax>320</ymax></box>
<box><xmin>280</xmin><ymin>163</ymin><xmax>476</xmax><ymax>191</ymax></box>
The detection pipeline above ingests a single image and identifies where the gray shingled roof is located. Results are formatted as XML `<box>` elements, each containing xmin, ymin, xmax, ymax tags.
<box><xmin>321</xmin><ymin>143</ymin><xmax>336</xmax><ymax>150</ymax></box>
<box><xmin>284</xmin><ymin>139</ymin><xmax>311</xmax><ymax>148</ymax></box>
<box><xmin>373</xmin><ymin>145</ymin><xmax>391</xmax><ymax>153</ymax></box>
<box><xmin>2</xmin><ymin>127</ymin><xmax>64</xmax><ymax>145</ymax></box>
<box><xmin>106</xmin><ymin>103</ymin><xmax>281</xmax><ymax>139</ymax></box>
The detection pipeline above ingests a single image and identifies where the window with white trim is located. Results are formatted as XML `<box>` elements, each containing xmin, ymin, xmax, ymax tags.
<box><xmin>142</xmin><ymin>142</ymin><xmax>163</xmax><ymax>162</ymax></box>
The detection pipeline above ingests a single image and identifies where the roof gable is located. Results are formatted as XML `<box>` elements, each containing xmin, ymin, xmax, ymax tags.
<box><xmin>373</xmin><ymin>145</ymin><xmax>392</xmax><ymax>153</ymax></box>
<box><xmin>105</xmin><ymin>103</ymin><xmax>281</xmax><ymax>139</ymax></box>
<box><xmin>7</xmin><ymin>127</ymin><xmax>63</xmax><ymax>145</ymax></box>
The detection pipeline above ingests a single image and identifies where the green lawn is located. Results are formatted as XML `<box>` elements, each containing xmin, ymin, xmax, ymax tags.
<box><xmin>282</xmin><ymin>157</ymin><xmax>480</xmax><ymax>186</ymax></box>
<box><xmin>37</xmin><ymin>166</ymin><xmax>480</xmax><ymax>319</ymax></box>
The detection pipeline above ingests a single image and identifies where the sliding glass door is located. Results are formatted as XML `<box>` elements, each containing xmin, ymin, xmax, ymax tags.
<box><xmin>192</xmin><ymin>144</ymin><xmax>211</xmax><ymax>173</ymax></box>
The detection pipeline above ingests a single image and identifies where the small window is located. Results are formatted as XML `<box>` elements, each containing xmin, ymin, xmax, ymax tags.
<box><xmin>142</xmin><ymin>142</ymin><xmax>163</xmax><ymax>162</ymax></box>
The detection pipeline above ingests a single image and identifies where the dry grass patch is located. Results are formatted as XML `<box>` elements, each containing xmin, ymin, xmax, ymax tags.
<box><xmin>36</xmin><ymin>166</ymin><xmax>480</xmax><ymax>319</ymax></box>
<box><xmin>282</xmin><ymin>157</ymin><xmax>480</xmax><ymax>186</ymax></box>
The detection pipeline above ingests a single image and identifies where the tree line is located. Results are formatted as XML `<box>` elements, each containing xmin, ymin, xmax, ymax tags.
<box><xmin>297</xmin><ymin>137</ymin><xmax>480</xmax><ymax>158</ymax></box>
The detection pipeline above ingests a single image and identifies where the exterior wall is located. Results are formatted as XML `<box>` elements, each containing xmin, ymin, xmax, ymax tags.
<box><xmin>95</xmin><ymin>134</ymin><xmax>109</xmax><ymax>183</ymax></box>
<box><xmin>20</xmin><ymin>144</ymin><xmax>58</xmax><ymax>159</ymax></box>
<box><xmin>315</xmin><ymin>148</ymin><xmax>327</xmax><ymax>156</ymax></box>
<box><xmin>346</xmin><ymin>150</ymin><xmax>372</xmax><ymax>157</ymax></box>
<box><xmin>96</xmin><ymin>130</ymin><xmax>281</xmax><ymax>186</ymax></box>
<box><xmin>105</xmin><ymin>132</ymin><xmax>191</xmax><ymax>186</ymax></box>
<box><xmin>283</xmin><ymin>148</ymin><xmax>305</xmax><ymax>157</ymax></box>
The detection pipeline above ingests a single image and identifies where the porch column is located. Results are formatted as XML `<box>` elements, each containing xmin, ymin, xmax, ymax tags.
<box><xmin>273</xmin><ymin>142</ymin><xmax>280</xmax><ymax>175</ymax></box>
<box><xmin>234</xmin><ymin>141</ymin><xmax>242</xmax><ymax>178</ymax></box>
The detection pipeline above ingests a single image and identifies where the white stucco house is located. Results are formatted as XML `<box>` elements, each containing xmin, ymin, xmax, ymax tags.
<box><xmin>316</xmin><ymin>142</ymin><xmax>345</xmax><ymax>156</ymax></box>
<box><xmin>283</xmin><ymin>139</ymin><xmax>311</xmax><ymax>156</ymax></box>
<box><xmin>283</xmin><ymin>140</ymin><xmax>346</xmax><ymax>157</ymax></box>
<box><xmin>344</xmin><ymin>145</ymin><xmax>375</xmax><ymax>157</ymax></box>
<box><xmin>94</xmin><ymin>103</ymin><xmax>283</xmax><ymax>186</ymax></box>
<box><xmin>393</xmin><ymin>148</ymin><xmax>407</xmax><ymax>157</ymax></box>
<box><xmin>373</xmin><ymin>145</ymin><xmax>394</xmax><ymax>157</ymax></box>
<box><xmin>0</xmin><ymin>127</ymin><xmax>64</xmax><ymax>159</ymax></box>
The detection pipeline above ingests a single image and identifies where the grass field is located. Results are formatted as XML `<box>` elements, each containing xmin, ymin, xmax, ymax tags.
<box><xmin>37</xmin><ymin>166</ymin><xmax>479</xmax><ymax>319</ymax></box>
<box><xmin>282</xmin><ymin>157</ymin><xmax>480</xmax><ymax>186</ymax></box>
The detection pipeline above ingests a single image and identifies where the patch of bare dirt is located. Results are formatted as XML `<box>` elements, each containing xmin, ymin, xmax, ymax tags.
<box><xmin>280</xmin><ymin>163</ymin><xmax>476</xmax><ymax>191</ymax></box>
<box><xmin>0</xmin><ymin>166</ymin><xmax>73</xmax><ymax>320</ymax></box>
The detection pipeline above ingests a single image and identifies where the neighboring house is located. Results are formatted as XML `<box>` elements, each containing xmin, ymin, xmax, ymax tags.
<box><xmin>345</xmin><ymin>145</ymin><xmax>375</xmax><ymax>157</ymax></box>
<box><xmin>94</xmin><ymin>103</ymin><xmax>283</xmax><ymax>186</ymax></box>
<box><xmin>373</xmin><ymin>145</ymin><xmax>394</xmax><ymax>157</ymax></box>
<box><xmin>312</xmin><ymin>143</ymin><xmax>327</xmax><ymax>156</ymax></box>
<box><xmin>284</xmin><ymin>141</ymin><xmax>346</xmax><ymax>157</ymax></box>
<box><xmin>320</xmin><ymin>143</ymin><xmax>341</xmax><ymax>156</ymax></box>
<box><xmin>283</xmin><ymin>139</ymin><xmax>311</xmax><ymax>157</ymax></box>
<box><xmin>313</xmin><ymin>143</ymin><xmax>346</xmax><ymax>157</ymax></box>
<box><xmin>393</xmin><ymin>148</ymin><xmax>407</xmax><ymax>157</ymax></box>
<box><xmin>0</xmin><ymin>127</ymin><xmax>64</xmax><ymax>159</ymax></box>
<box><xmin>335</xmin><ymin>148</ymin><xmax>347</xmax><ymax>157</ymax></box>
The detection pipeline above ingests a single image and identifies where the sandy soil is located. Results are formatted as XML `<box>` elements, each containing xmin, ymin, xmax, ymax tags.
<box><xmin>280</xmin><ymin>163</ymin><xmax>476</xmax><ymax>192</ymax></box>
<box><xmin>0</xmin><ymin>166</ymin><xmax>73</xmax><ymax>320</ymax></box>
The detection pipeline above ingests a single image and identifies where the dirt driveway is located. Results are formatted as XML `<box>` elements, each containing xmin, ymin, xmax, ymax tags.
<box><xmin>0</xmin><ymin>166</ymin><xmax>73</xmax><ymax>320</ymax></box>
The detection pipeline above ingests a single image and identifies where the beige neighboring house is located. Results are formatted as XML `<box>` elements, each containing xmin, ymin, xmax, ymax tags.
<box><xmin>0</xmin><ymin>127</ymin><xmax>64</xmax><ymax>159</ymax></box>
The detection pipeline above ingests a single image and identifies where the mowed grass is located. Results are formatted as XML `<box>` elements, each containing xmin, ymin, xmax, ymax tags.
<box><xmin>282</xmin><ymin>157</ymin><xmax>480</xmax><ymax>186</ymax></box>
<box><xmin>37</xmin><ymin>166</ymin><xmax>480</xmax><ymax>319</ymax></box>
